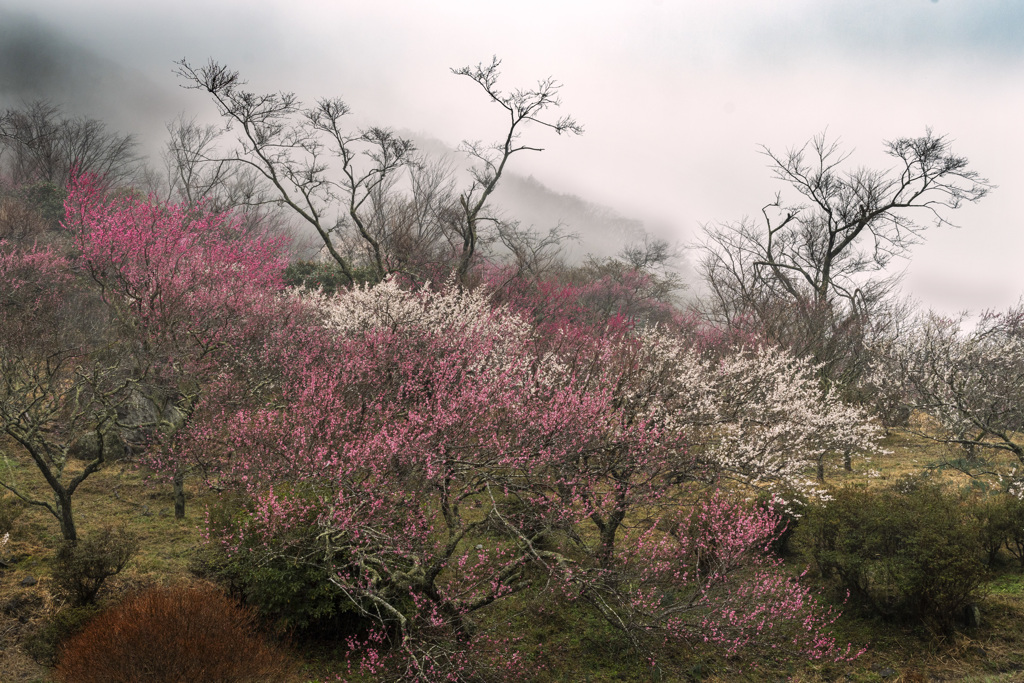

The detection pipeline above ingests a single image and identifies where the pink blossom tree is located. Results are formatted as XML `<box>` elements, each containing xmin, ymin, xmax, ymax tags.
<box><xmin>179</xmin><ymin>295</ymin><xmax>562</xmax><ymax>678</ymax></box>
<box><xmin>62</xmin><ymin>173</ymin><xmax>294</xmax><ymax>517</ymax></box>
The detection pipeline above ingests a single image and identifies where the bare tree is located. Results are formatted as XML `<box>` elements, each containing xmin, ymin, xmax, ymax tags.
<box><xmin>696</xmin><ymin>131</ymin><xmax>991</xmax><ymax>392</ymax></box>
<box><xmin>0</xmin><ymin>247</ymin><xmax>133</xmax><ymax>543</ymax></box>
<box><xmin>0</xmin><ymin>100</ymin><xmax>140</xmax><ymax>188</ymax></box>
<box><xmin>173</xmin><ymin>56</ymin><xmax>581</xmax><ymax>285</ymax></box>
<box><xmin>162</xmin><ymin>115</ymin><xmax>294</xmax><ymax>240</ymax></box>
<box><xmin>495</xmin><ymin>221</ymin><xmax>576</xmax><ymax>282</ymax></box>
<box><xmin>449</xmin><ymin>57</ymin><xmax>583</xmax><ymax>281</ymax></box>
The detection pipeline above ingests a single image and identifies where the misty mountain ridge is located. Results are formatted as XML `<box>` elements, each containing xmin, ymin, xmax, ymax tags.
<box><xmin>0</xmin><ymin>10</ymin><xmax>179</xmax><ymax>149</ymax></box>
<box><xmin>405</xmin><ymin>131</ymin><xmax>675</xmax><ymax>265</ymax></box>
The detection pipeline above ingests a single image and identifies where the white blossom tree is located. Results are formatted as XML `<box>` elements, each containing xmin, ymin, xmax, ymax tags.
<box><xmin>872</xmin><ymin>305</ymin><xmax>1024</xmax><ymax>481</ymax></box>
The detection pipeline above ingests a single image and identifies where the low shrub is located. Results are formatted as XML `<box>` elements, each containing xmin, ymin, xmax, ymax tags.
<box><xmin>190</xmin><ymin>541</ymin><xmax>366</xmax><ymax>639</ymax></box>
<box><xmin>54</xmin><ymin>584</ymin><xmax>293</xmax><ymax>683</ymax></box>
<box><xmin>191</xmin><ymin>493</ymin><xmax>370</xmax><ymax>639</ymax></box>
<box><xmin>972</xmin><ymin>494</ymin><xmax>1021</xmax><ymax>566</ymax></box>
<box><xmin>976</xmin><ymin>494</ymin><xmax>1024</xmax><ymax>569</ymax></box>
<box><xmin>24</xmin><ymin>604</ymin><xmax>100</xmax><ymax>666</ymax></box>
<box><xmin>796</xmin><ymin>477</ymin><xmax>987</xmax><ymax>633</ymax></box>
<box><xmin>0</xmin><ymin>493</ymin><xmax>24</xmax><ymax>535</ymax></box>
<box><xmin>19</xmin><ymin>180</ymin><xmax>68</xmax><ymax>228</ymax></box>
<box><xmin>52</xmin><ymin>525</ymin><xmax>139</xmax><ymax>606</ymax></box>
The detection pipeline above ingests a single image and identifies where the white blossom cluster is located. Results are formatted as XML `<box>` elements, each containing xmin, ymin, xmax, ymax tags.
<box><xmin>587</xmin><ymin>328</ymin><xmax>882</xmax><ymax>496</ymax></box>
<box><xmin>872</xmin><ymin>308</ymin><xmax>1024</xmax><ymax>470</ymax></box>
<box><xmin>618</xmin><ymin>326</ymin><xmax>718</xmax><ymax>432</ymax></box>
<box><xmin>707</xmin><ymin>346</ymin><xmax>881</xmax><ymax>494</ymax></box>
<box><xmin>300</xmin><ymin>276</ymin><xmax>535</xmax><ymax>375</ymax></box>
<box><xmin>303</xmin><ymin>277</ymin><xmax>532</xmax><ymax>341</ymax></box>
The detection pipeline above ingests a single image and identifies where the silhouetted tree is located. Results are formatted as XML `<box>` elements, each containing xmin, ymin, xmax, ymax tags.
<box><xmin>174</xmin><ymin>56</ymin><xmax>581</xmax><ymax>285</ymax></box>
<box><xmin>0</xmin><ymin>100</ymin><xmax>139</xmax><ymax>188</ymax></box>
<box><xmin>696</xmin><ymin>131</ymin><xmax>991</xmax><ymax>394</ymax></box>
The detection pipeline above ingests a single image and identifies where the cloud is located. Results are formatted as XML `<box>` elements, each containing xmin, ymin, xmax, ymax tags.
<box><xmin>0</xmin><ymin>10</ymin><xmax>82</xmax><ymax>103</ymax></box>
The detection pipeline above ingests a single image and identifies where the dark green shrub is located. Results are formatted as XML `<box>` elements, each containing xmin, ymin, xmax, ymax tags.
<box><xmin>24</xmin><ymin>604</ymin><xmax>100</xmax><ymax>666</ymax></box>
<box><xmin>52</xmin><ymin>526</ymin><xmax>139</xmax><ymax>606</ymax></box>
<box><xmin>54</xmin><ymin>584</ymin><xmax>293</xmax><ymax>682</ymax></box>
<box><xmin>480</xmin><ymin>493</ymin><xmax>562</xmax><ymax>553</ymax></box>
<box><xmin>284</xmin><ymin>259</ymin><xmax>355</xmax><ymax>294</ymax></box>
<box><xmin>19</xmin><ymin>181</ymin><xmax>68</xmax><ymax>228</ymax></box>
<box><xmin>971</xmin><ymin>494</ymin><xmax>1020</xmax><ymax>566</ymax></box>
<box><xmin>796</xmin><ymin>478</ymin><xmax>987</xmax><ymax>632</ymax></box>
<box><xmin>192</xmin><ymin>494</ymin><xmax>369</xmax><ymax>639</ymax></box>
<box><xmin>190</xmin><ymin>542</ymin><xmax>365</xmax><ymax>638</ymax></box>
<box><xmin>986</xmin><ymin>494</ymin><xmax>1024</xmax><ymax>570</ymax></box>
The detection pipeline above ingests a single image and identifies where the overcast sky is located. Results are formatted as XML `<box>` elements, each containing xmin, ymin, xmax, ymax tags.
<box><xmin>2</xmin><ymin>0</ymin><xmax>1022</xmax><ymax>315</ymax></box>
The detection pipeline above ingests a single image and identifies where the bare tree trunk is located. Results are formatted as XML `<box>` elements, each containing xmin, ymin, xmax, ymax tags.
<box><xmin>56</xmin><ymin>492</ymin><xmax>77</xmax><ymax>544</ymax></box>
<box><xmin>173</xmin><ymin>468</ymin><xmax>185</xmax><ymax>519</ymax></box>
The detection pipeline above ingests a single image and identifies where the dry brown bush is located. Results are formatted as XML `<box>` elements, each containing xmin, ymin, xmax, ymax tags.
<box><xmin>54</xmin><ymin>583</ymin><xmax>293</xmax><ymax>682</ymax></box>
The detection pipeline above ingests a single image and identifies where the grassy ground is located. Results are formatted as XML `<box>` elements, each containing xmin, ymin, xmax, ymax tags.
<box><xmin>4</xmin><ymin>431</ymin><xmax>1024</xmax><ymax>682</ymax></box>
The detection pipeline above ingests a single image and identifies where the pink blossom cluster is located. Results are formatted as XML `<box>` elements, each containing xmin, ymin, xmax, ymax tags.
<box><xmin>65</xmin><ymin>173</ymin><xmax>289</xmax><ymax>362</ymax></box>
